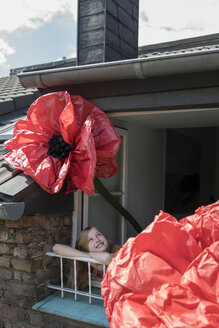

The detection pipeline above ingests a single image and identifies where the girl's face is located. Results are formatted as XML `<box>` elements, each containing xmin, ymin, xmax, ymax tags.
<box><xmin>87</xmin><ymin>227</ymin><xmax>108</xmax><ymax>252</ymax></box>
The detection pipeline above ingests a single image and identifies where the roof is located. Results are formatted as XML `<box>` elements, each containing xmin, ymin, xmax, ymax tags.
<box><xmin>1</xmin><ymin>33</ymin><xmax>219</xmax><ymax>220</ymax></box>
<box><xmin>10</xmin><ymin>57</ymin><xmax>76</xmax><ymax>76</ymax></box>
<box><xmin>0</xmin><ymin>141</ymin><xmax>74</xmax><ymax>220</ymax></box>
<box><xmin>0</xmin><ymin>76</ymin><xmax>73</xmax><ymax>220</ymax></box>
<box><xmin>18</xmin><ymin>34</ymin><xmax>219</xmax><ymax>89</ymax></box>
<box><xmin>0</xmin><ymin>75</ymin><xmax>40</xmax><ymax>140</ymax></box>
<box><xmin>139</xmin><ymin>43</ymin><xmax>219</xmax><ymax>59</ymax></box>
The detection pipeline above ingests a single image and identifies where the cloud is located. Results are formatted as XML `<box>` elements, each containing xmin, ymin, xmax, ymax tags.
<box><xmin>0</xmin><ymin>39</ymin><xmax>15</xmax><ymax>67</ymax></box>
<box><xmin>139</xmin><ymin>0</ymin><xmax>219</xmax><ymax>45</ymax></box>
<box><xmin>0</xmin><ymin>0</ymin><xmax>77</xmax><ymax>32</ymax></box>
<box><xmin>140</xmin><ymin>11</ymin><xmax>149</xmax><ymax>23</ymax></box>
<box><xmin>0</xmin><ymin>0</ymin><xmax>219</xmax><ymax>77</ymax></box>
<box><xmin>1</xmin><ymin>11</ymin><xmax>76</xmax><ymax>73</ymax></box>
<box><xmin>161</xmin><ymin>26</ymin><xmax>176</xmax><ymax>32</ymax></box>
<box><xmin>0</xmin><ymin>1</ymin><xmax>77</xmax><ymax>77</ymax></box>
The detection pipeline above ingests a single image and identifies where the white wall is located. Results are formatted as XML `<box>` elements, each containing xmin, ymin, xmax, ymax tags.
<box><xmin>111</xmin><ymin>118</ymin><xmax>166</xmax><ymax>237</ymax></box>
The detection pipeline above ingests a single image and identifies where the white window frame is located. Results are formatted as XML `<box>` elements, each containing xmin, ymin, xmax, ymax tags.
<box><xmin>47</xmin><ymin>251</ymin><xmax>106</xmax><ymax>304</ymax></box>
<box><xmin>71</xmin><ymin>127</ymin><xmax>128</xmax><ymax>247</ymax></box>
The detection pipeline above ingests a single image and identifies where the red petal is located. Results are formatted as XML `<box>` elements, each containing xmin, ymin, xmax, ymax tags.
<box><xmin>5</xmin><ymin>143</ymin><xmax>71</xmax><ymax>194</ymax></box>
<box><xmin>70</xmin><ymin>95</ymin><xmax>121</xmax><ymax>178</ymax></box>
<box><xmin>102</xmin><ymin>204</ymin><xmax>219</xmax><ymax>328</ymax></box>
<box><xmin>67</xmin><ymin>117</ymin><xmax>96</xmax><ymax>195</ymax></box>
<box><xmin>95</xmin><ymin>157</ymin><xmax>119</xmax><ymax>178</ymax></box>
<box><xmin>59</xmin><ymin>96</ymin><xmax>79</xmax><ymax>145</ymax></box>
<box><xmin>32</xmin><ymin>155</ymin><xmax>71</xmax><ymax>193</ymax></box>
<box><xmin>5</xmin><ymin>92</ymin><xmax>121</xmax><ymax>195</ymax></box>
<box><xmin>4</xmin><ymin>92</ymin><xmax>75</xmax><ymax>194</ymax></box>
<box><xmin>91</xmin><ymin>106</ymin><xmax>121</xmax><ymax>177</ymax></box>
<box><xmin>27</xmin><ymin>91</ymin><xmax>73</xmax><ymax>137</ymax></box>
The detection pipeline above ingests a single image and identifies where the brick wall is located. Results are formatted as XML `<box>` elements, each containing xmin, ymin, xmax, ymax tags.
<box><xmin>0</xmin><ymin>213</ymin><xmax>84</xmax><ymax>328</ymax></box>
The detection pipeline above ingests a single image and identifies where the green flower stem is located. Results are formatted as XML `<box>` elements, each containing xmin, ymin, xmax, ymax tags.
<box><xmin>94</xmin><ymin>177</ymin><xmax>143</xmax><ymax>234</ymax></box>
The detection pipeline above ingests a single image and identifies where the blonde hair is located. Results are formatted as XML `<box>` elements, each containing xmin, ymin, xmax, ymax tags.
<box><xmin>69</xmin><ymin>226</ymin><xmax>113</xmax><ymax>290</ymax></box>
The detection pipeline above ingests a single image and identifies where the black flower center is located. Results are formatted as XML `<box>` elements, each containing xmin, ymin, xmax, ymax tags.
<box><xmin>48</xmin><ymin>135</ymin><xmax>72</xmax><ymax>159</ymax></box>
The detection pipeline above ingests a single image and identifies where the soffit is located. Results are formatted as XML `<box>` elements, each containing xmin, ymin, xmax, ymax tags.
<box><xmin>109</xmin><ymin>107</ymin><xmax>219</xmax><ymax>129</ymax></box>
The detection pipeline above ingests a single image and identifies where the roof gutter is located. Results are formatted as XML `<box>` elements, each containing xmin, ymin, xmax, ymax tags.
<box><xmin>0</xmin><ymin>202</ymin><xmax>25</xmax><ymax>220</ymax></box>
<box><xmin>18</xmin><ymin>49</ymin><xmax>219</xmax><ymax>89</ymax></box>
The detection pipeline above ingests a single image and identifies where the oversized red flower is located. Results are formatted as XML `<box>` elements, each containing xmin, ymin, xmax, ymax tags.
<box><xmin>4</xmin><ymin>91</ymin><xmax>121</xmax><ymax>195</ymax></box>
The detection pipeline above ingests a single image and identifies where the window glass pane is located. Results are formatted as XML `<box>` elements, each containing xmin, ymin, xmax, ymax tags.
<box><xmin>87</xmin><ymin>195</ymin><xmax>122</xmax><ymax>245</ymax></box>
<box><xmin>99</xmin><ymin>136</ymin><xmax>123</xmax><ymax>192</ymax></box>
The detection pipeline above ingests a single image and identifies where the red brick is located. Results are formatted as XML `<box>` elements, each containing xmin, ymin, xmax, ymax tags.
<box><xmin>5</xmin><ymin>216</ymin><xmax>45</xmax><ymax>229</ymax></box>
<box><xmin>0</xmin><ymin>303</ymin><xmax>27</xmax><ymax>321</ymax></box>
<box><xmin>13</xmin><ymin>270</ymin><xmax>23</xmax><ymax>281</ymax></box>
<box><xmin>55</xmin><ymin>229</ymin><xmax>71</xmax><ymax>242</ymax></box>
<box><xmin>0</xmin><ymin>281</ymin><xmax>6</xmax><ymax>290</ymax></box>
<box><xmin>4</xmin><ymin>321</ymin><xmax>29</xmax><ymax>328</ymax></box>
<box><xmin>47</xmin><ymin>216</ymin><xmax>62</xmax><ymax>227</ymax></box>
<box><xmin>19</xmin><ymin>272</ymin><xmax>34</xmax><ymax>284</ymax></box>
<box><xmin>4</xmin><ymin>291</ymin><xmax>22</xmax><ymax>306</ymax></box>
<box><xmin>0</xmin><ymin>268</ymin><xmax>13</xmax><ymax>280</ymax></box>
<box><xmin>0</xmin><ymin>243</ymin><xmax>11</xmax><ymax>254</ymax></box>
<box><xmin>15</xmin><ymin>233</ymin><xmax>33</xmax><ymax>244</ymax></box>
<box><xmin>11</xmin><ymin>259</ymin><xmax>31</xmax><ymax>272</ymax></box>
<box><xmin>63</xmin><ymin>216</ymin><xmax>71</xmax><ymax>226</ymax></box>
<box><xmin>7</xmin><ymin>282</ymin><xmax>37</xmax><ymax>297</ymax></box>
<box><xmin>14</xmin><ymin>270</ymin><xmax>35</xmax><ymax>284</ymax></box>
<box><xmin>28</xmin><ymin>311</ymin><xmax>43</xmax><ymax>326</ymax></box>
<box><xmin>35</xmin><ymin>268</ymin><xmax>59</xmax><ymax>284</ymax></box>
<box><xmin>11</xmin><ymin>259</ymin><xmax>42</xmax><ymax>273</ymax></box>
<box><xmin>13</xmin><ymin>246</ymin><xmax>28</xmax><ymax>258</ymax></box>
<box><xmin>0</xmin><ymin>256</ymin><xmax>10</xmax><ymax>268</ymax></box>
<box><xmin>0</xmin><ymin>229</ymin><xmax>14</xmax><ymax>243</ymax></box>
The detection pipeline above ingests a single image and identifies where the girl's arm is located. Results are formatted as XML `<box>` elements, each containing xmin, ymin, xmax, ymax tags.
<box><xmin>89</xmin><ymin>252</ymin><xmax>115</xmax><ymax>265</ymax></box>
<box><xmin>53</xmin><ymin>244</ymin><xmax>90</xmax><ymax>258</ymax></box>
<box><xmin>53</xmin><ymin>244</ymin><xmax>116</xmax><ymax>265</ymax></box>
<box><xmin>90</xmin><ymin>244</ymin><xmax>121</xmax><ymax>265</ymax></box>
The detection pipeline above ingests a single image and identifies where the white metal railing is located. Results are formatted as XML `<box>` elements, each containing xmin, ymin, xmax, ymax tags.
<box><xmin>46</xmin><ymin>252</ymin><xmax>106</xmax><ymax>304</ymax></box>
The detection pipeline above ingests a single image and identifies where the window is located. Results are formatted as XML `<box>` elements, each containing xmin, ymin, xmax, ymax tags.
<box><xmin>72</xmin><ymin>127</ymin><xmax>128</xmax><ymax>247</ymax></box>
<box><xmin>33</xmin><ymin>127</ymin><xmax>128</xmax><ymax>327</ymax></box>
<box><xmin>34</xmin><ymin>250</ymin><xmax>109</xmax><ymax>327</ymax></box>
<box><xmin>46</xmin><ymin>252</ymin><xmax>106</xmax><ymax>303</ymax></box>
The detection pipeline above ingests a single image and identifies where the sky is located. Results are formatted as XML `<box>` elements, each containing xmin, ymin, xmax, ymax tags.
<box><xmin>0</xmin><ymin>0</ymin><xmax>219</xmax><ymax>78</ymax></box>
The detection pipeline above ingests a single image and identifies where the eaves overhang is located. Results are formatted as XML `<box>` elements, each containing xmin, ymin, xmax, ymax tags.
<box><xmin>18</xmin><ymin>48</ymin><xmax>219</xmax><ymax>89</ymax></box>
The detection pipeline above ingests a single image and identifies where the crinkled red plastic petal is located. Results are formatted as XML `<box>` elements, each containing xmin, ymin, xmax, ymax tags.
<box><xmin>67</xmin><ymin>117</ymin><xmax>96</xmax><ymax>195</ymax></box>
<box><xmin>70</xmin><ymin>95</ymin><xmax>121</xmax><ymax>178</ymax></box>
<box><xmin>4</xmin><ymin>92</ymin><xmax>76</xmax><ymax>193</ymax></box>
<box><xmin>5</xmin><ymin>142</ymin><xmax>71</xmax><ymax>194</ymax></box>
<box><xmin>5</xmin><ymin>92</ymin><xmax>121</xmax><ymax>195</ymax></box>
<box><xmin>180</xmin><ymin>202</ymin><xmax>219</xmax><ymax>249</ymax></box>
<box><xmin>110</xmin><ymin>294</ymin><xmax>164</xmax><ymax>328</ymax></box>
<box><xmin>59</xmin><ymin>94</ymin><xmax>79</xmax><ymax>145</ymax></box>
<box><xmin>146</xmin><ymin>280</ymin><xmax>219</xmax><ymax>328</ymax></box>
<box><xmin>27</xmin><ymin>91</ymin><xmax>74</xmax><ymax>137</ymax></box>
<box><xmin>102</xmin><ymin>203</ymin><xmax>219</xmax><ymax>328</ymax></box>
<box><xmin>181</xmin><ymin>241</ymin><xmax>219</xmax><ymax>303</ymax></box>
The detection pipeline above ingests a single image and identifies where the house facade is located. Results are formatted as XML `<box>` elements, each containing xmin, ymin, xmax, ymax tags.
<box><xmin>1</xmin><ymin>0</ymin><xmax>219</xmax><ymax>327</ymax></box>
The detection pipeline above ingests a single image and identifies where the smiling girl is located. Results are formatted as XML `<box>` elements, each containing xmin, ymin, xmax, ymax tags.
<box><xmin>53</xmin><ymin>226</ymin><xmax>120</xmax><ymax>289</ymax></box>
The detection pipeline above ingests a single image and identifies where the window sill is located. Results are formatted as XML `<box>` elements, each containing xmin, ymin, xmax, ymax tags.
<box><xmin>33</xmin><ymin>291</ymin><xmax>109</xmax><ymax>328</ymax></box>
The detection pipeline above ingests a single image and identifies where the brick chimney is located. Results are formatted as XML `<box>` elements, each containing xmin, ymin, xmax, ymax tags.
<box><xmin>77</xmin><ymin>0</ymin><xmax>139</xmax><ymax>65</ymax></box>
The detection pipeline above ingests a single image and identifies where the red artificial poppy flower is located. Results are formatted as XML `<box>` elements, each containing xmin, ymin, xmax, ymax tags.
<box><xmin>4</xmin><ymin>91</ymin><xmax>121</xmax><ymax>195</ymax></box>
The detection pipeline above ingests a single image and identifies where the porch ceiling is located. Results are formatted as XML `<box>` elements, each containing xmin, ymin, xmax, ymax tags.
<box><xmin>108</xmin><ymin>107</ymin><xmax>219</xmax><ymax>128</ymax></box>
